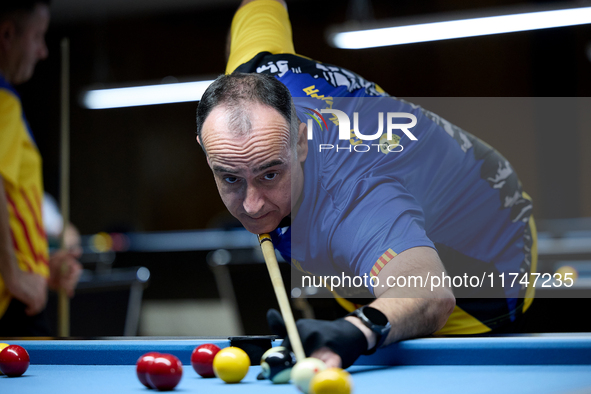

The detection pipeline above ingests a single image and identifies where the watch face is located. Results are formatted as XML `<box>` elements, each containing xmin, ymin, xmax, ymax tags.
<box><xmin>354</xmin><ymin>307</ymin><xmax>391</xmax><ymax>355</ymax></box>
<box><xmin>363</xmin><ymin>306</ymin><xmax>389</xmax><ymax>327</ymax></box>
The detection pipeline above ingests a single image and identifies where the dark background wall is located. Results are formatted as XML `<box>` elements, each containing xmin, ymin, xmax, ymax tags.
<box><xmin>14</xmin><ymin>0</ymin><xmax>591</xmax><ymax>235</ymax></box>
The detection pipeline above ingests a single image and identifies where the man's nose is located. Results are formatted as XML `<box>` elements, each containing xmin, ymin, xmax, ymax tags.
<box><xmin>243</xmin><ymin>185</ymin><xmax>264</xmax><ymax>216</ymax></box>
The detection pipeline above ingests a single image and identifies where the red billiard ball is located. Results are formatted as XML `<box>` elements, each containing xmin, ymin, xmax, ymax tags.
<box><xmin>191</xmin><ymin>344</ymin><xmax>221</xmax><ymax>378</ymax></box>
<box><xmin>147</xmin><ymin>354</ymin><xmax>183</xmax><ymax>391</ymax></box>
<box><xmin>0</xmin><ymin>345</ymin><xmax>30</xmax><ymax>377</ymax></box>
<box><xmin>136</xmin><ymin>352</ymin><xmax>160</xmax><ymax>388</ymax></box>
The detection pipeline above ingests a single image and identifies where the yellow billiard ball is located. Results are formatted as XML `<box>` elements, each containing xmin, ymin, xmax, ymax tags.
<box><xmin>0</xmin><ymin>343</ymin><xmax>9</xmax><ymax>375</ymax></box>
<box><xmin>555</xmin><ymin>266</ymin><xmax>578</xmax><ymax>283</ymax></box>
<box><xmin>309</xmin><ymin>368</ymin><xmax>353</xmax><ymax>394</ymax></box>
<box><xmin>213</xmin><ymin>347</ymin><xmax>250</xmax><ymax>383</ymax></box>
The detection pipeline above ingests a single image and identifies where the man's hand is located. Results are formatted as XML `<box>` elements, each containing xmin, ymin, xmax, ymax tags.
<box><xmin>267</xmin><ymin>309</ymin><xmax>368</xmax><ymax>368</ymax></box>
<box><xmin>48</xmin><ymin>249</ymin><xmax>82</xmax><ymax>298</ymax></box>
<box><xmin>5</xmin><ymin>270</ymin><xmax>48</xmax><ymax>316</ymax></box>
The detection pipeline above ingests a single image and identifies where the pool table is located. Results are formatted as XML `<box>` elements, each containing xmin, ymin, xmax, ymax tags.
<box><xmin>3</xmin><ymin>334</ymin><xmax>591</xmax><ymax>394</ymax></box>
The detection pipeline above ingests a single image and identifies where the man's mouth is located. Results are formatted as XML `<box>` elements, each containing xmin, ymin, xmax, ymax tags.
<box><xmin>248</xmin><ymin>212</ymin><xmax>270</xmax><ymax>220</ymax></box>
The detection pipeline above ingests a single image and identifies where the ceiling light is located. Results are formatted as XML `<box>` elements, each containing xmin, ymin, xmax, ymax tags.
<box><xmin>82</xmin><ymin>80</ymin><xmax>214</xmax><ymax>109</ymax></box>
<box><xmin>328</xmin><ymin>4</ymin><xmax>591</xmax><ymax>49</ymax></box>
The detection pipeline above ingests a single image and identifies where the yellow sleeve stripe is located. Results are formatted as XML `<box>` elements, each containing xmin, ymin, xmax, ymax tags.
<box><xmin>291</xmin><ymin>258</ymin><xmax>304</xmax><ymax>272</ymax></box>
<box><xmin>226</xmin><ymin>0</ymin><xmax>295</xmax><ymax>74</ymax></box>
<box><xmin>370</xmin><ymin>248</ymin><xmax>397</xmax><ymax>278</ymax></box>
<box><xmin>331</xmin><ymin>293</ymin><xmax>364</xmax><ymax>313</ymax></box>
<box><xmin>523</xmin><ymin>209</ymin><xmax>537</xmax><ymax>312</ymax></box>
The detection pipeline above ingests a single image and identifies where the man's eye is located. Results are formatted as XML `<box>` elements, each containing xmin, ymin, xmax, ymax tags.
<box><xmin>263</xmin><ymin>173</ymin><xmax>278</xmax><ymax>181</ymax></box>
<box><xmin>224</xmin><ymin>177</ymin><xmax>239</xmax><ymax>184</ymax></box>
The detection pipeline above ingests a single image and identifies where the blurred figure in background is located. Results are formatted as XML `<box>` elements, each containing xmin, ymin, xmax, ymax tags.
<box><xmin>0</xmin><ymin>0</ymin><xmax>81</xmax><ymax>336</ymax></box>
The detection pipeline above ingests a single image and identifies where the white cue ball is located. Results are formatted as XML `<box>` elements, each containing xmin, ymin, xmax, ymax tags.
<box><xmin>290</xmin><ymin>357</ymin><xmax>327</xmax><ymax>393</ymax></box>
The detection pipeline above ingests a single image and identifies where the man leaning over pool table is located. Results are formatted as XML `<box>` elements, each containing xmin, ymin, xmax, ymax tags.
<box><xmin>195</xmin><ymin>0</ymin><xmax>537</xmax><ymax>369</ymax></box>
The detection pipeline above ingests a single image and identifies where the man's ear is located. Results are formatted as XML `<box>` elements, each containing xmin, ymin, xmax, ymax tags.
<box><xmin>0</xmin><ymin>20</ymin><xmax>16</xmax><ymax>52</ymax></box>
<box><xmin>297</xmin><ymin>121</ymin><xmax>308</xmax><ymax>163</ymax></box>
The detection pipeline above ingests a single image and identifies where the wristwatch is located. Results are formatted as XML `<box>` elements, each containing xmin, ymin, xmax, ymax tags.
<box><xmin>348</xmin><ymin>306</ymin><xmax>392</xmax><ymax>354</ymax></box>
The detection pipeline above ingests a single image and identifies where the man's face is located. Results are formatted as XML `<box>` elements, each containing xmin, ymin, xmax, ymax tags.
<box><xmin>200</xmin><ymin>103</ymin><xmax>307</xmax><ymax>234</ymax></box>
<box><xmin>3</xmin><ymin>4</ymin><xmax>50</xmax><ymax>85</ymax></box>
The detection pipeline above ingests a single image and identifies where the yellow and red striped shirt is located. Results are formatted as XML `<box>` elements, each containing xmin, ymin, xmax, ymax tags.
<box><xmin>0</xmin><ymin>79</ymin><xmax>49</xmax><ymax>318</ymax></box>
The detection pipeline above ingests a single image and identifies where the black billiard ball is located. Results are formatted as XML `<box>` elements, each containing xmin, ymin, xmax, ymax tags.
<box><xmin>260</xmin><ymin>346</ymin><xmax>296</xmax><ymax>384</ymax></box>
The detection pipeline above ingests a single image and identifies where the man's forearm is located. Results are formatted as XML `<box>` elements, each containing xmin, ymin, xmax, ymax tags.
<box><xmin>374</xmin><ymin>292</ymin><xmax>454</xmax><ymax>345</ymax></box>
<box><xmin>346</xmin><ymin>292</ymin><xmax>455</xmax><ymax>350</ymax></box>
<box><xmin>347</xmin><ymin>247</ymin><xmax>456</xmax><ymax>350</ymax></box>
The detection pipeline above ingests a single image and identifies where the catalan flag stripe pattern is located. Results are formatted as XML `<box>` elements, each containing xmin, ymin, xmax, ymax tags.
<box><xmin>370</xmin><ymin>248</ymin><xmax>397</xmax><ymax>278</ymax></box>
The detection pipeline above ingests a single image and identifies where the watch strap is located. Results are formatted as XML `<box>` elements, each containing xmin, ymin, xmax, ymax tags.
<box><xmin>348</xmin><ymin>306</ymin><xmax>391</xmax><ymax>355</ymax></box>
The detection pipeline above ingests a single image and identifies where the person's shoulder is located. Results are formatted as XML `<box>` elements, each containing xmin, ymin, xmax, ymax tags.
<box><xmin>232</xmin><ymin>52</ymin><xmax>312</xmax><ymax>74</ymax></box>
<box><xmin>0</xmin><ymin>86</ymin><xmax>22</xmax><ymax>121</ymax></box>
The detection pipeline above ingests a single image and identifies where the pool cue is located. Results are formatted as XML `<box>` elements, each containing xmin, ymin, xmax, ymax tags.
<box><xmin>57</xmin><ymin>37</ymin><xmax>70</xmax><ymax>337</ymax></box>
<box><xmin>258</xmin><ymin>234</ymin><xmax>306</xmax><ymax>362</ymax></box>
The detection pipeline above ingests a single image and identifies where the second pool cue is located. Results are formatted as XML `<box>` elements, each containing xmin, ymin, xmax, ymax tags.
<box><xmin>258</xmin><ymin>234</ymin><xmax>306</xmax><ymax>362</ymax></box>
<box><xmin>57</xmin><ymin>37</ymin><xmax>70</xmax><ymax>337</ymax></box>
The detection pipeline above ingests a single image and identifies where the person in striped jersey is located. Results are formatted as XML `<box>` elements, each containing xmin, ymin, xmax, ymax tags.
<box><xmin>0</xmin><ymin>0</ymin><xmax>81</xmax><ymax>336</ymax></box>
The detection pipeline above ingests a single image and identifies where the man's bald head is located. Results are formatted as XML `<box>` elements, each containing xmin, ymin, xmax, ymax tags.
<box><xmin>196</xmin><ymin>73</ymin><xmax>299</xmax><ymax>155</ymax></box>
